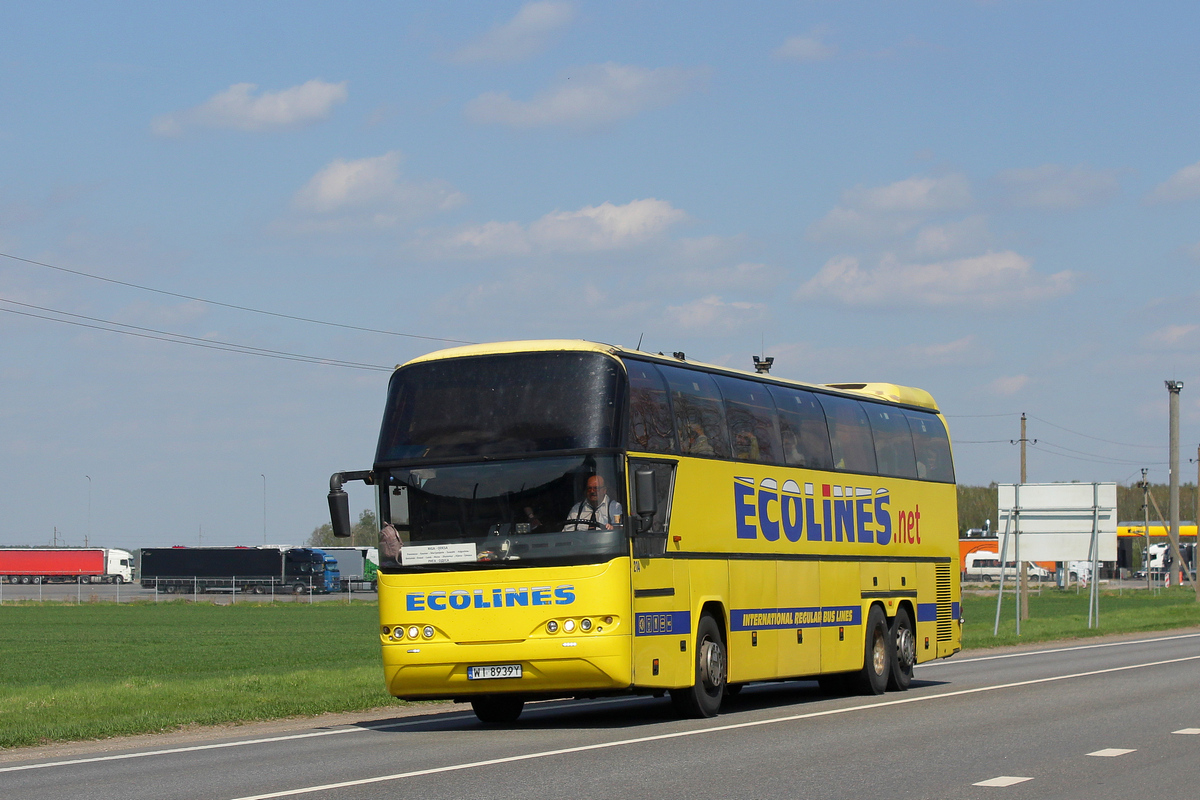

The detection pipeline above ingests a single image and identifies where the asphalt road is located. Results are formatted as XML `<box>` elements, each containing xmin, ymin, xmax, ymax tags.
<box><xmin>3</xmin><ymin>631</ymin><xmax>1199</xmax><ymax>800</ymax></box>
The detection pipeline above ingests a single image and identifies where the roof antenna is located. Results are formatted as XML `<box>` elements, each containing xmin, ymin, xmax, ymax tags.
<box><xmin>753</xmin><ymin>333</ymin><xmax>773</xmax><ymax>374</ymax></box>
<box><xmin>636</xmin><ymin>333</ymin><xmax>644</xmax><ymax>351</ymax></box>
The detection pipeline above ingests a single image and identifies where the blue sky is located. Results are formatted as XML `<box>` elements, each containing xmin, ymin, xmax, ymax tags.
<box><xmin>3</xmin><ymin>2</ymin><xmax>1199</xmax><ymax>550</ymax></box>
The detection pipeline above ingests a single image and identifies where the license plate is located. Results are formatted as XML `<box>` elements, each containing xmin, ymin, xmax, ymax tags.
<box><xmin>468</xmin><ymin>664</ymin><xmax>522</xmax><ymax>680</ymax></box>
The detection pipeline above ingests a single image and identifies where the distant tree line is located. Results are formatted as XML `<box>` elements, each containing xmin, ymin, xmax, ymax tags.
<box><xmin>957</xmin><ymin>483</ymin><xmax>1198</xmax><ymax>536</ymax></box>
<box><xmin>307</xmin><ymin>510</ymin><xmax>379</xmax><ymax>547</ymax></box>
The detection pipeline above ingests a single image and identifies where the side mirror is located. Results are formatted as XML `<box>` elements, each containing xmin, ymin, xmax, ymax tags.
<box><xmin>328</xmin><ymin>470</ymin><xmax>372</xmax><ymax>538</ymax></box>
<box><xmin>634</xmin><ymin>468</ymin><xmax>658</xmax><ymax>533</ymax></box>
<box><xmin>328</xmin><ymin>488</ymin><xmax>352</xmax><ymax>538</ymax></box>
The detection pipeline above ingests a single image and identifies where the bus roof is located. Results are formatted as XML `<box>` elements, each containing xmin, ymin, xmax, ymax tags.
<box><xmin>401</xmin><ymin>339</ymin><xmax>942</xmax><ymax>413</ymax></box>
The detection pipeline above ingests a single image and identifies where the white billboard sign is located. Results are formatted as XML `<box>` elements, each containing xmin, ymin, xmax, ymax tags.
<box><xmin>996</xmin><ymin>482</ymin><xmax>1117</xmax><ymax>561</ymax></box>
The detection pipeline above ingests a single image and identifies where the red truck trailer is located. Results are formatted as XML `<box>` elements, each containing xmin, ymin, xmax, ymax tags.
<box><xmin>0</xmin><ymin>548</ymin><xmax>135</xmax><ymax>584</ymax></box>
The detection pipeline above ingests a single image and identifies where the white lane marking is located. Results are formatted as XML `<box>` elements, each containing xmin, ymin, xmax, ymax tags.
<box><xmin>917</xmin><ymin>632</ymin><xmax>1200</xmax><ymax>668</ymax></box>
<box><xmin>224</xmin><ymin>653</ymin><xmax>1200</xmax><ymax>800</ymax></box>
<box><xmin>1087</xmin><ymin>748</ymin><xmax>1135</xmax><ymax>757</ymax></box>
<box><xmin>0</xmin><ymin>713</ymin><xmax>476</xmax><ymax>774</ymax></box>
<box><xmin>973</xmin><ymin>776</ymin><xmax>1033</xmax><ymax>787</ymax></box>
<box><xmin>1172</xmin><ymin>728</ymin><xmax>1200</xmax><ymax>734</ymax></box>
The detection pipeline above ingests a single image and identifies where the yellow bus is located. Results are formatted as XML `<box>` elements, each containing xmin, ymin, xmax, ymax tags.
<box><xmin>327</xmin><ymin>340</ymin><xmax>961</xmax><ymax>723</ymax></box>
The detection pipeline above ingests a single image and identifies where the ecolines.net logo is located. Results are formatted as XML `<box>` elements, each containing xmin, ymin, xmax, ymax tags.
<box><xmin>734</xmin><ymin>477</ymin><xmax>902</xmax><ymax>545</ymax></box>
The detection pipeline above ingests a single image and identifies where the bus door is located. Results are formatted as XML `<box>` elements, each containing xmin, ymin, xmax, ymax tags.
<box><xmin>627</xmin><ymin>459</ymin><xmax>690</xmax><ymax>688</ymax></box>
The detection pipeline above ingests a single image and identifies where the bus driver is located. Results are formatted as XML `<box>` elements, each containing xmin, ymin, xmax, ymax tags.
<box><xmin>563</xmin><ymin>475</ymin><xmax>623</xmax><ymax>530</ymax></box>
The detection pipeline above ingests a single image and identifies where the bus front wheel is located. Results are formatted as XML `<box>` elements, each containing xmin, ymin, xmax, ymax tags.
<box><xmin>670</xmin><ymin>614</ymin><xmax>726</xmax><ymax>718</ymax></box>
<box><xmin>855</xmin><ymin>605</ymin><xmax>890</xmax><ymax>695</ymax></box>
<box><xmin>887</xmin><ymin>607</ymin><xmax>915</xmax><ymax>692</ymax></box>
<box><xmin>471</xmin><ymin>696</ymin><xmax>524</xmax><ymax>725</ymax></box>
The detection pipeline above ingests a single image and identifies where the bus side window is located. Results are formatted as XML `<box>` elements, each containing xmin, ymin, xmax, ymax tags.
<box><xmin>817</xmin><ymin>395</ymin><xmax>877</xmax><ymax>474</ymax></box>
<box><xmin>865</xmin><ymin>405</ymin><xmax>918</xmax><ymax>479</ymax></box>
<box><xmin>629</xmin><ymin>459</ymin><xmax>675</xmax><ymax>558</ymax></box>
<box><xmin>658</xmin><ymin>365</ymin><xmax>730</xmax><ymax>458</ymax></box>
<box><xmin>626</xmin><ymin>361</ymin><xmax>676</xmax><ymax>453</ymax></box>
<box><xmin>908</xmin><ymin>412</ymin><xmax>955</xmax><ymax>482</ymax></box>
<box><xmin>769</xmin><ymin>386</ymin><xmax>834</xmax><ymax>470</ymax></box>
<box><xmin>714</xmin><ymin>375</ymin><xmax>783</xmax><ymax>463</ymax></box>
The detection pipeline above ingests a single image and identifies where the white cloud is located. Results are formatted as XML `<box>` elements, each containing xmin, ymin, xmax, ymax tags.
<box><xmin>464</xmin><ymin>63</ymin><xmax>705</xmax><ymax>131</ymax></box>
<box><xmin>152</xmin><ymin>80</ymin><xmax>347</xmax><ymax>135</ymax></box>
<box><xmin>808</xmin><ymin>174</ymin><xmax>972</xmax><ymax>242</ymax></box>
<box><xmin>419</xmin><ymin>198</ymin><xmax>687</xmax><ymax>257</ymax></box>
<box><xmin>903</xmin><ymin>336</ymin><xmax>978</xmax><ymax>365</ymax></box>
<box><xmin>989</xmin><ymin>375</ymin><xmax>1029</xmax><ymax>396</ymax></box>
<box><xmin>774</xmin><ymin>29</ymin><xmax>838</xmax><ymax>62</ymax></box>
<box><xmin>1144</xmin><ymin>324</ymin><xmax>1198</xmax><ymax>348</ymax></box>
<box><xmin>1147</xmin><ymin>160</ymin><xmax>1200</xmax><ymax>204</ymax></box>
<box><xmin>286</xmin><ymin>152</ymin><xmax>466</xmax><ymax>232</ymax></box>
<box><xmin>912</xmin><ymin>215</ymin><xmax>992</xmax><ymax>257</ymax></box>
<box><xmin>669</xmin><ymin>262</ymin><xmax>784</xmax><ymax>292</ymax></box>
<box><xmin>665</xmin><ymin>295</ymin><xmax>768</xmax><ymax>333</ymax></box>
<box><xmin>450</xmin><ymin>1</ymin><xmax>575</xmax><ymax>64</ymax></box>
<box><xmin>796</xmin><ymin>250</ymin><xmax>1077</xmax><ymax>307</ymax></box>
<box><xmin>996</xmin><ymin>164</ymin><xmax>1120</xmax><ymax>210</ymax></box>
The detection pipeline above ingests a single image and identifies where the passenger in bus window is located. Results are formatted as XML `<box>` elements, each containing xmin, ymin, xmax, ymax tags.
<box><xmin>733</xmin><ymin>430</ymin><xmax>761</xmax><ymax>461</ymax></box>
<box><xmin>563</xmin><ymin>475</ymin><xmax>623</xmax><ymax>530</ymax></box>
<box><xmin>380</xmin><ymin>522</ymin><xmax>402</xmax><ymax>566</ymax></box>
<box><xmin>682</xmin><ymin>422</ymin><xmax>715</xmax><ymax>455</ymax></box>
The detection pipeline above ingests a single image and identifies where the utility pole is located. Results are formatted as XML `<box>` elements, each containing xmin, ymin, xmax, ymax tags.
<box><xmin>1167</xmin><ymin>381</ymin><xmax>1183</xmax><ymax>588</ymax></box>
<box><xmin>1193</xmin><ymin>445</ymin><xmax>1200</xmax><ymax>603</ymax></box>
<box><xmin>1140</xmin><ymin>469</ymin><xmax>1151</xmax><ymax>591</ymax></box>
<box><xmin>261</xmin><ymin>473</ymin><xmax>267</xmax><ymax>545</ymax></box>
<box><xmin>1017</xmin><ymin>413</ymin><xmax>1031</xmax><ymax>620</ymax></box>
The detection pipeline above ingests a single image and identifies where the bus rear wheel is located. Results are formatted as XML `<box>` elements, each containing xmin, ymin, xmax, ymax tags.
<box><xmin>471</xmin><ymin>696</ymin><xmax>524</xmax><ymax>725</ymax></box>
<box><xmin>670</xmin><ymin>614</ymin><xmax>726</xmax><ymax>718</ymax></box>
<box><xmin>887</xmin><ymin>607</ymin><xmax>915</xmax><ymax>692</ymax></box>
<box><xmin>854</xmin><ymin>605</ymin><xmax>890</xmax><ymax>695</ymax></box>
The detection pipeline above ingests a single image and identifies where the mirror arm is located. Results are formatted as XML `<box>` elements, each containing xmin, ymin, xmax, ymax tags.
<box><xmin>327</xmin><ymin>470</ymin><xmax>374</xmax><ymax>538</ymax></box>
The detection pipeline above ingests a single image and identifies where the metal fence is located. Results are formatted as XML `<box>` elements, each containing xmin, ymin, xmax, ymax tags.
<box><xmin>0</xmin><ymin>576</ymin><xmax>376</xmax><ymax>604</ymax></box>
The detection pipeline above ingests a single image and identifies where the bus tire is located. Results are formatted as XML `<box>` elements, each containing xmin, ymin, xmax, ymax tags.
<box><xmin>887</xmin><ymin>606</ymin><xmax>915</xmax><ymax>692</ymax></box>
<box><xmin>854</xmin><ymin>605</ymin><xmax>890</xmax><ymax>695</ymax></box>
<box><xmin>670</xmin><ymin>614</ymin><xmax>726</xmax><ymax>718</ymax></box>
<box><xmin>471</xmin><ymin>696</ymin><xmax>524</xmax><ymax>725</ymax></box>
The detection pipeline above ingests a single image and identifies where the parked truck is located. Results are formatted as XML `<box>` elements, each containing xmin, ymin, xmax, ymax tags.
<box><xmin>319</xmin><ymin>546</ymin><xmax>379</xmax><ymax>591</ymax></box>
<box><xmin>138</xmin><ymin>546</ymin><xmax>340</xmax><ymax>594</ymax></box>
<box><xmin>0</xmin><ymin>548</ymin><xmax>134</xmax><ymax>584</ymax></box>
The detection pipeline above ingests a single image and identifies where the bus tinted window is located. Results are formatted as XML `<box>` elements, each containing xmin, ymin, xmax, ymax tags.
<box><xmin>909</xmin><ymin>411</ymin><xmax>955</xmax><ymax>482</ymax></box>
<box><xmin>376</xmin><ymin>352</ymin><xmax>623</xmax><ymax>461</ymax></box>
<box><xmin>715</xmin><ymin>375</ymin><xmax>782</xmax><ymax>463</ymax></box>
<box><xmin>818</xmin><ymin>395</ymin><xmax>877</xmax><ymax>474</ymax></box>
<box><xmin>863</xmin><ymin>404</ymin><xmax>918</xmax><ymax>479</ymax></box>
<box><xmin>626</xmin><ymin>360</ymin><xmax>675</xmax><ymax>453</ymax></box>
<box><xmin>769</xmin><ymin>386</ymin><xmax>835</xmax><ymax>470</ymax></box>
<box><xmin>658</xmin><ymin>365</ymin><xmax>730</xmax><ymax>458</ymax></box>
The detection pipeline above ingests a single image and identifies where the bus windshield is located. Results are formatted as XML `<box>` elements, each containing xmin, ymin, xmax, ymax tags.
<box><xmin>376</xmin><ymin>351</ymin><xmax>624</xmax><ymax>462</ymax></box>
<box><xmin>378</xmin><ymin>454</ymin><xmax>626</xmax><ymax>572</ymax></box>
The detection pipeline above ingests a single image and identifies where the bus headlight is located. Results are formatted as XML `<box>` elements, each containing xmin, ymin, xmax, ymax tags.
<box><xmin>563</xmin><ymin>619</ymin><xmax>576</xmax><ymax>633</ymax></box>
<box><xmin>546</xmin><ymin>620</ymin><xmax>559</xmax><ymax>634</ymax></box>
<box><xmin>422</xmin><ymin>626</ymin><xmax>434</xmax><ymax>639</ymax></box>
<box><xmin>408</xmin><ymin>626</ymin><xmax>420</xmax><ymax>640</ymax></box>
<box><xmin>580</xmin><ymin>618</ymin><xmax>593</xmax><ymax>632</ymax></box>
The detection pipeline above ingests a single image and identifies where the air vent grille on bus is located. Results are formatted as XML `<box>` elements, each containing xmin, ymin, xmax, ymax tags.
<box><xmin>935</xmin><ymin>563</ymin><xmax>953</xmax><ymax>642</ymax></box>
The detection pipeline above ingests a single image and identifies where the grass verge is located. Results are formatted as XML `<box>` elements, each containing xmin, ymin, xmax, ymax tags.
<box><xmin>962</xmin><ymin>585</ymin><xmax>1200</xmax><ymax>648</ymax></box>
<box><xmin>0</xmin><ymin>601</ymin><xmax>394</xmax><ymax>750</ymax></box>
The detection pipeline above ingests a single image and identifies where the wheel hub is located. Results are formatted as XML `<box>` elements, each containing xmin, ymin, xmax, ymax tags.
<box><xmin>896</xmin><ymin>627</ymin><xmax>916</xmax><ymax>668</ymax></box>
<box><xmin>699</xmin><ymin>638</ymin><xmax>725</xmax><ymax>691</ymax></box>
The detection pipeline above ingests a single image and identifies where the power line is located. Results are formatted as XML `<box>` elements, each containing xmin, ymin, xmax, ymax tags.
<box><xmin>0</xmin><ymin>250</ymin><xmax>475</xmax><ymax>345</ymax></box>
<box><xmin>1027</xmin><ymin>413</ymin><xmax>1163</xmax><ymax>450</ymax></box>
<box><xmin>0</xmin><ymin>302</ymin><xmax>392</xmax><ymax>371</ymax></box>
<box><xmin>944</xmin><ymin>412</ymin><xmax>1019</xmax><ymax>418</ymax></box>
<box><xmin>1031</xmin><ymin>439</ymin><xmax>1167</xmax><ymax>467</ymax></box>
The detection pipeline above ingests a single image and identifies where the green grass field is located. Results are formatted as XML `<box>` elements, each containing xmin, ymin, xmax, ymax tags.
<box><xmin>3</xmin><ymin>589</ymin><xmax>1199</xmax><ymax>750</ymax></box>
<box><xmin>0</xmin><ymin>601</ymin><xmax>394</xmax><ymax>749</ymax></box>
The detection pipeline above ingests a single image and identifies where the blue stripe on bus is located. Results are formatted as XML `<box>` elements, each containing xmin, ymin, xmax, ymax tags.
<box><xmin>953</xmin><ymin>601</ymin><xmax>960</xmax><ymax>620</ymax></box>
<box><xmin>635</xmin><ymin>611</ymin><xmax>691</xmax><ymax>637</ymax></box>
<box><xmin>916</xmin><ymin>603</ymin><xmax>938</xmax><ymax>622</ymax></box>
<box><xmin>730</xmin><ymin>605</ymin><xmax>861</xmax><ymax>631</ymax></box>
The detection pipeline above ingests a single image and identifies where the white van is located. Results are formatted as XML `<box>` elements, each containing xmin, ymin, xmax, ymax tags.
<box><xmin>964</xmin><ymin>552</ymin><xmax>1052</xmax><ymax>582</ymax></box>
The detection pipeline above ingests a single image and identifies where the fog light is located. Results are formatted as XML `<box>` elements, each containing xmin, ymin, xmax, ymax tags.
<box><xmin>563</xmin><ymin>619</ymin><xmax>576</xmax><ymax>633</ymax></box>
<box><xmin>408</xmin><ymin>626</ymin><xmax>420</xmax><ymax>639</ymax></box>
<box><xmin>547</xmin><ymin>620</ymin><xmax>559</xmax><ymax>633</ymax></box>
<box><xmin>422</xmin><ymin>626</ymin><xmax>434</xmax><ymax>639</ymax></box>
<box><xmin>580</xmin><ymin>618</ymin><xmax>593</xmax><ymax>632</ymax></box>
<box><xmin>382</xmin><ymin>626</ymin><xmax>391</xmax><ymax>636</ymax></box>
<box><xmin>604</xmin><ymin>616</ymin><xmax>613</xmax><ymax>624</ymax></box>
